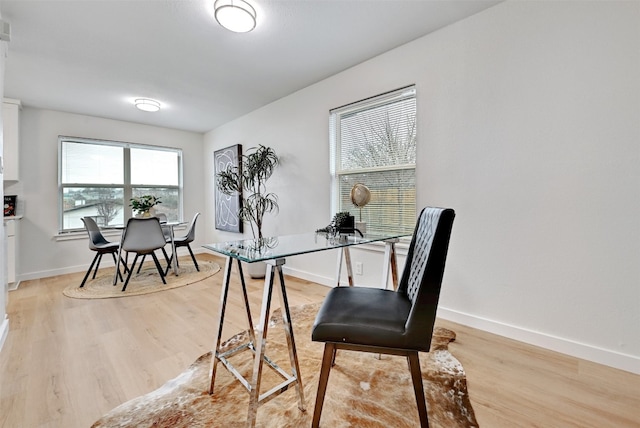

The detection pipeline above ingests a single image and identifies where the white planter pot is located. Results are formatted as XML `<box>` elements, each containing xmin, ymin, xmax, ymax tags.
<box><xmin>246</xmin><ymin>261</ymin><xmax>267</xmax><ymax>279</ymax></box>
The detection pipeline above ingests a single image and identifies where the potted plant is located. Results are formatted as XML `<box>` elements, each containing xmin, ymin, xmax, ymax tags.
<box><xmin>316</xmin><ymin>211</ymin><xmax>356</xmax><ymax>236</ymax></box>
<box><xmin>130</xmin><ymin>195</ymin><xmax>162</xmax><ymax>217</ymax></box>
<box><xmin>216</xmin><ymin>145</ymin><xmax>279</xmax><ymax>276</ymax></box>
<box><xmin>216</xmin><ymin>145</ymin><xmax>279</xmax><ymax>242</ymax></box>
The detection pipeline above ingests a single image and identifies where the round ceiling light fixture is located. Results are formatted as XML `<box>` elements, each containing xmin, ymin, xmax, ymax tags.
<box><xmin>214</xmin><ymin>0</ymin><xmax>256</xmax><ymax>33</ymax></box>
<box><xmin>134</xmin><ymin>98</ymin><xmax>161</xmax><ymax>112</ymax></box>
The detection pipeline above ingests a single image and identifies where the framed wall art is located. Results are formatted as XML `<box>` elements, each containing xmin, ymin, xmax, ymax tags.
<box><xmin>214</xmin><ymin>144</ymin><xmax>243</xmax><ymax>233</ymax></box>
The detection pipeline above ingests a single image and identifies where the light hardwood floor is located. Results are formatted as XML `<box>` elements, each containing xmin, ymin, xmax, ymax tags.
<box><xmin>1</xmin><ymin>253</ymin><xmax>638</xmax><ymax>427</ymax></box>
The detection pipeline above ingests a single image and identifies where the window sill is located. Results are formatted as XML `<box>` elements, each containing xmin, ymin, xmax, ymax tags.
<box><xmin>54</xmin><ymin>229</ymin><xmax>122</xmax><ymax>242</ymax></box>
<box><xmin>54</xmin><ymin>224</ymin><xmax>187</xmax><ymax>242</ymax></box>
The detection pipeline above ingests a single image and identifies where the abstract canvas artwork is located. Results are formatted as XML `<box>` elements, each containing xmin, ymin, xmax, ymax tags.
<box><xmin>214</xmin><ymin>144</ymin><xmax>243</xmax><ymax>233</ymax></box>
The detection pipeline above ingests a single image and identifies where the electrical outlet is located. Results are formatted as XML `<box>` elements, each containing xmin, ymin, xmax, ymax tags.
<box><xmin>355</xmin><ymin>262</ymin><xmax>363</xmax><ymax>275</ymax></box>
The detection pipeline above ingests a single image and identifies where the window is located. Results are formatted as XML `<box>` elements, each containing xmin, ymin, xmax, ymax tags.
<box><xmin>59</xmin><ymin>136</ymin><xmax>182</xmax><ymax>232</ymax></box>
<box><xmin>330</xmin><ymin>86</ymin><xmax>416</xmax><ymax>235</ymax></box>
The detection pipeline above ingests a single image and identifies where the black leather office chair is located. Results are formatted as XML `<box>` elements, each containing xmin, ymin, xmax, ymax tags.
<box><xmin>311</xmin><ymin>206</ymin><xmax>455</xmax><ymax>428</ymax></box>
<box><xmin>117</xmin><ymin>217</ymin><xmax>168</xmax><ymax>291</ymax></box>
<box><xmin>80</xmin><ymin>217</ymin><xmax>127</xmax><ymax>287</ymax></box>
<box><xmin>164</xmin><ymin>212</ymin><xmax>200</xmax><ymax>274</ymax></box>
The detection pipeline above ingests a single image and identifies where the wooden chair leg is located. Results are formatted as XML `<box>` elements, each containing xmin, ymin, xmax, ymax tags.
<box><xmin>312</xmin><ymin>343</ymin><xmax>336</xmax><ymax>428</ymax></box>
<box><xmin>408</xmin><ymin>352</ymin><xmax>429</xmax><ymax>428</ymax></box>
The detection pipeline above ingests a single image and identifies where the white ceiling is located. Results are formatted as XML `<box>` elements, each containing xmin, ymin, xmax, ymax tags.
<box><xmin>1</xmin><ymin>0</ymin><xmax>500</xmax><ymax>133</ymax></box>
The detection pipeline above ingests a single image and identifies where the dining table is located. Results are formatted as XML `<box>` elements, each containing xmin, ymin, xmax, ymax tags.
<box><xmin>108</xmin><ymin>218</ymin><xmax>187</xmax><ymax>285</ymax></box>
<box><xmin>203</xmin><ymin>231</ymin><xmax>409</xmax><ymax>427</ymax></box>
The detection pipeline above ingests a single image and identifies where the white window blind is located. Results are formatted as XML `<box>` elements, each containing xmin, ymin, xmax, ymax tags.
<box><xmin>330</xmin><ymin>86</ymin><xmax>417</xmax><ymax>235</ymax></box>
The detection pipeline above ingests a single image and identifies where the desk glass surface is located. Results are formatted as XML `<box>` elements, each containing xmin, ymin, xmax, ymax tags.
<box><xmin>203</xmin><ymin>232</ymin><xmax>409</xmax><ymax>263</ymax></box>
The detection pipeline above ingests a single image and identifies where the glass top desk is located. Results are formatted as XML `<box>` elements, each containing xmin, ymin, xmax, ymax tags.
<box><xmin>203</xmin><ymin>231</ymin><xmax>408</xmax><ymax>427</ymax></box>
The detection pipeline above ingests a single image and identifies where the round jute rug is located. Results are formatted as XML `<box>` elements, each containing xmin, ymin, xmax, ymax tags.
<box><xmin>63</xmin><ymin>260</ymin><xmax>220</xmax><ymax>299</ymax></box>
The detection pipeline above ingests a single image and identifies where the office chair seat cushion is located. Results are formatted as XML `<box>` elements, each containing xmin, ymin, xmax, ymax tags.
<box><xmin>312</xmin><ymin>286</ymin><xmax>412</xmax><ymax>350</ymax></box>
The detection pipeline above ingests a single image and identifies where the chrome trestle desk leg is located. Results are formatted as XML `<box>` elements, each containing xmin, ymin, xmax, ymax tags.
<box><xmin>237</xmin><ymin>261</ymin><xmax>257</xmax><ymax>344</ymax></box>
<box><xmin>335</xmin><ymin>238</ymin><xmax>400</xmax><ymax>289</ymax></box>
<box><xmin>381</xmin><ymin>238</ymin><xmax>400</xmax><ymax>290</ymax></box>
<box><xmin>208</xmin><ymin>256</ymin><xmax>234</xmax><ymax>394</ymax></box>
<box><xmin>209</xmin><ymin>257</ymin><xmax>305</xmax><ymax>428</ymax></box>
<box><xmin>335</xmin><ymin>247</ymin><xmax>354</xmax><ymax>287</ymax></box>
<box><xmin>275</xmin><ymin>264</ymin><xmax>305</xmax><ymax>410</ymax></box>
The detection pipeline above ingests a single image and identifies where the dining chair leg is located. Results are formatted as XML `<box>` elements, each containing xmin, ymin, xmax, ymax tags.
<box><xmin>121</xmin><ymin>254</ymin><xmax>139</xmax><ymax>292</ymax></box>
<box><xmin>110</xmin><ymin>253</ymin><xmax>125</xmax><ymax>283</ymax></box>
<box><xmin>186</xmin><ymin>244</ymin><xmax>199</xmax><ymax>271</ymax></box>
<box><xmin>408</xmin><ymin>351</ymin><xmax>429</xmax><ymax>428</ymax></box>
<box><xmin>80</xmin><ymin>252</ymin><xmax>100</xmax><ymax>287</ymax></box>
<box><xmin>161</xmin><ymin>247</ymin><xmax>171</xmax><ymax>267</ymax></box>
<box><xmin>91</xmin><ymin>253</ymin><xmax>104</xmax><ymax>279</ymax></box>
<box><xmin>312</xmin><ymin>343</ymin><xmax>336</xmax><ymax>428</ymax></box>
<box><xmin>119</xmin><ymin>255</ymin><xmax>130</xmax><ymax>274</ymax></box>
<box><xmin>164</xmin><ymin>253</ymin><xmax>174</xmax><ymax>276</ymax></box>
<box><xmin>151</xmin><ymin>252</ymin><xmax>167</xmax><ymax>284</ymax></box>
<box><xmin>136</xmin><ymin>255</ymin><xmax>147</xmax><ymax>274</ymax></box>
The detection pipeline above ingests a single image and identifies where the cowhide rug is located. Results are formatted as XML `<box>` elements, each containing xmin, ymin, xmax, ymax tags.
<box><xmin>92</xmin><ymin>303</ymin><xmax>478</xmax><ymax>427</ymax></box>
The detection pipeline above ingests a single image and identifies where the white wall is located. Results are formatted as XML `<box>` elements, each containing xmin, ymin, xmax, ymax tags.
<box><xmin>204</xmin><ymin>0</ymin><xmax>640</xmax><ymax>373</ymax></box>
<box><xmin>7</xmin><ymin>108</ymin><xmax>205</xmax><ymax>280</ymax></box>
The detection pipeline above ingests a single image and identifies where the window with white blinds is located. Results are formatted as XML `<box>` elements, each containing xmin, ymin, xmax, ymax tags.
<box><xmin>59</xmin><ymin>136</ymin><xmax>182</xmax><ymax>232</ymax></box>
<box><xmin>330</xmin><ymin>86</ymin><xmax>417</xmax><ymax>235</ymax></box>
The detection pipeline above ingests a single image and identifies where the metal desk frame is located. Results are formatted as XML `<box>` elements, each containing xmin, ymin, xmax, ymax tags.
<box><xmin>204</xmin><ymin>232</ymin><xmax>406</xmax><ymax>427</ymax></box>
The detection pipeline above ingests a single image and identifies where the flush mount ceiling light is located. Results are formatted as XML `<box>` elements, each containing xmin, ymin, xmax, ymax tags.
<box><xmin>214</xmin><ymin>0</ymin><xmax>256</xmax><ymax>33</ymax></box>
<box><xmin>134</xmin><ymin>98</ymin><xmax>161</xmax><ymax>112</ymax></box>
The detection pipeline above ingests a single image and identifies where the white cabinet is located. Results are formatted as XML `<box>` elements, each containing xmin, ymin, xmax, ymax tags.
<box><xmin>2</xmin><ymin>98</ymin><xmax>21</xmax><ymax>181</ymax></box>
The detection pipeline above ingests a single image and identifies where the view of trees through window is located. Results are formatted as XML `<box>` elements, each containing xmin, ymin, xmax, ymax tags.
<box><xmin>59</xmin><ymin>138</ymin><xmax>182</xmax><ymax>232</ymax></box>
<box><xmin>331</xmin><ymin>86</ymin><xmax>417</xmax><ymax>235</ymax></box>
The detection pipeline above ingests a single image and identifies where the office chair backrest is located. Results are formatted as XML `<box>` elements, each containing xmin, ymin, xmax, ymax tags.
<box><xmin>396</xmin><ymin>206</ymin><xmax>455</xmax><ymax>351</ymax></box>
<box><xmin>81</xmin><ymin>217</ymin><xmax>110</xmax><ymax>249</ymax></box>
<box><xmin>121</xmin><ymin>217</ymin><xmax>167</xmax><ymax>253</ymax></box>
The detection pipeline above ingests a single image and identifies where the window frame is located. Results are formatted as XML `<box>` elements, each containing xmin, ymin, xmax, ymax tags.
<box><xmin>330</xmin><ymin>85</ymin><xmax>417</xmax><ymax>236</ymax></box>
<box><xmin>58</xmin><ymin>136</ymin><xmax>183</xmax><ymax>233</ymax></box>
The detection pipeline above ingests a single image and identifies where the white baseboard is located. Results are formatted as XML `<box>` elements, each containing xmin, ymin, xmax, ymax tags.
<box><xmin>18</xmin><ymin>247</ymin><xmax>210</xmax><ymax>283</ymax></box>
<box><xmin>282</xmin><ymin>266</ymin><xmax>337</xmax><ymax>288</ymax></box>
<box><xmin>16</xmin><ymin>259</ymin><xmax>639</xmax><ymax>375</ymax></box>
<box><xmin>0</xmin><ymin>315</ymin><xmax>8</xmax><ymax>353</ymax></box>
<box><xmin>283</xmin><ymin>266</ymin><xmax>639</xmax><ymax>375</ymax></box>
<box><xmin>437</xmin><ymin>307</ymin><xmax>640</xmax><ymax>375</ymax></box>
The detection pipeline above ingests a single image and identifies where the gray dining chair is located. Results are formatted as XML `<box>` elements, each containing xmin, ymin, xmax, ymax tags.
<box><xmin>116</xmin><ymin>217</ymin><xmax>168</xmax><ymax>291</ymax></box>
<box><xmin>136</xmin><ymin>213</ymin><xmax>171</xmax><ymax>273</ymax></box>
<box><xmin>311</xmin><ymin>206</ymin><xmax>455</xmax><ymax>428</ymax></box>
<box><xmin>164</xmin><ymin>212</ymin><xmax>200</xmax><ymax>274</ymax></box>
<box><xmin>80</xmin><ymin>216</ymin><xmax>127</xmax><ymax>287</ymax></box>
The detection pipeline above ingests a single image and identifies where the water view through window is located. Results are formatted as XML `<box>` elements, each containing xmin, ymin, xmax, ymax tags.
<box><xmin>59</xmin><ymin>138</ymin><xmax>182</xmax><ymax>232</ymax></box>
